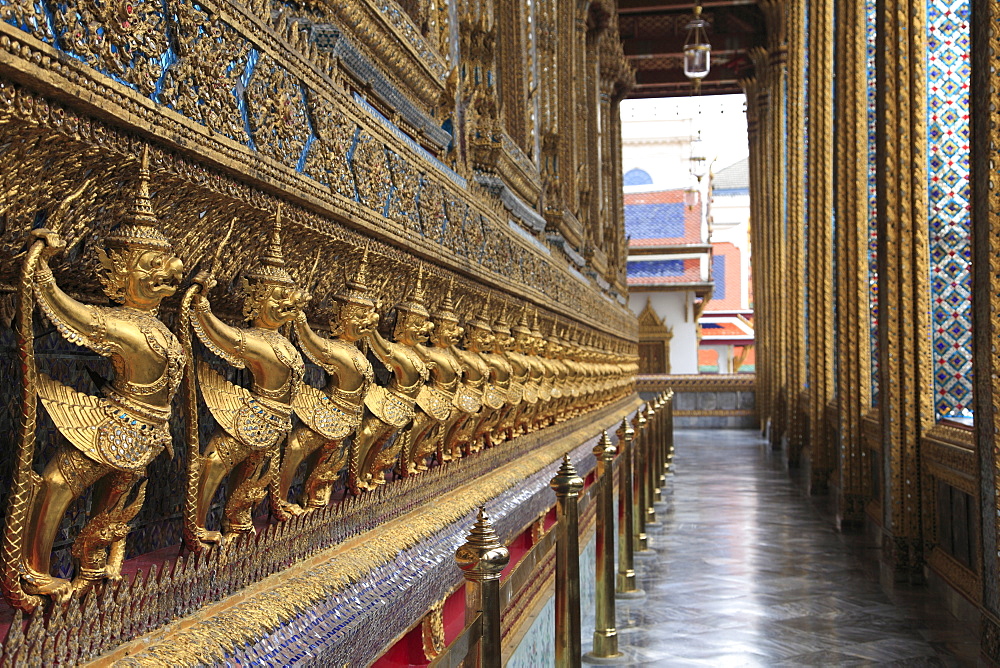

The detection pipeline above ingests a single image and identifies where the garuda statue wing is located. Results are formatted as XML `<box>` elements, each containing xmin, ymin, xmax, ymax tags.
<box><xmin>36</xmin><ymin>373</ymin><xmax>107</xmax><ymax>458</ymax></box>
<box><xmin>292</xmin><ymin>383</ymin><xmax>357</xmax><ymax>441</ymax></box>
<box><xmin>196</xmin><ymin>362</ymin><xmax>290</xmax><ymax>451</ymax></box>
<box><xmin>36</xmin><ymin>374</ymin><xmax>167</xmax><ymax>471</ymax></box>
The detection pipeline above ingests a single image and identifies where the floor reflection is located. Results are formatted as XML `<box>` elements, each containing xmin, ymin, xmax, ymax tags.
<box><xmin>581</xmin><ymin>429</ymin><xmax>978</xmax><ymax>667</ymax></box>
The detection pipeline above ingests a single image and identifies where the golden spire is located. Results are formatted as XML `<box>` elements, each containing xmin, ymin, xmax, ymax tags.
<box><xmin>434</xmin><ymin>277</ymin><xmax>458</xmax><ymax>322</ymax></box>
<box><xmin>334</xmin><ymin>245</ymin><xmax>374</xmax><ymax>307</ymax></box>
<box><xmin>246</xmin><ymin>204</ymin><xmax>295</xmax><ymax>287</ymax></box>
<box><xmin>105</xmin><ymin>145</ymin><xmax>172</xmax><ymax>251</ymax></box>
<box><xmin>397</xmin><ymin>265</ymin><xmax>430</xmax><ymax>317</ymax></box>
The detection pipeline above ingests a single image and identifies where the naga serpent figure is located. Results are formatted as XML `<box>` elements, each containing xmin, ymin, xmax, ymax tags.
<box><xmin>351</xmin><ymin>269</ymin><xmax>432</xmax><ymax>492</ymax></box>
<box><xmin>185</xmin><ymin>217</ymin><xmax>307</xmax><ymax>549</ymax></box>
<box><xmin>444</xmin><ymin>301</ymin><xmax>493</xmax><ymax>458</ymax></box>
<box><xmin>404</xmin><ymin>282</ymin><xmax>464</xmax><ymax>474</ymax></box>
<box><xmin>2</xmin><ymin>150</ymin><xmax>185</xmax><ymax>610</ymax></box>
<box><xmin>275</xmin><ymin>251</ymin><xmax>377</xmax><ymax>515</ymax></box>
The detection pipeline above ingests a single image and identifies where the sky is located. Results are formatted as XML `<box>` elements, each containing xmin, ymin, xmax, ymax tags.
<box><xmin>621</xmin><ymin>94</ymin><xmax>750</xmax><ymax>173</ymax></box>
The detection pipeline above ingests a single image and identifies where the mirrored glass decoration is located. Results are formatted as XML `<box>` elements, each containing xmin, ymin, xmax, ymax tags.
<box><xmin>926</xmin><ymin>0</ymin><xmax>971</xmax><ymax>420</ymax></box>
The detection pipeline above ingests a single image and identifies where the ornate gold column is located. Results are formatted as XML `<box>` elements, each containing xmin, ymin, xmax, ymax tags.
<box><xmin>831</xmin><ymin>0</ymin><xmax>872</xmax><ymax>524</ymax></box>
<box><xmin>874</xmin><ymin>0</ymin><xmax>934</xmax><ymax>582</ymax></box>
<box><xmin>971</xmin><ymin>0</ymin><xmax>1000</xmax><ymax>655</ymax></box>
<box><xmin>741</xmin><ymin>75</ymin><xmax>768</xmax><ymax>432</ymax></box>
<box><xmin>760</xmin><ymin>1</ymin><xmax>789</xmax><ymax>449</ymax></box>
<box><xmin>805</xmin><ymin>0</ymin><xmax>835</xmax><ymax>488</ymax></box>
<box><xmin>781</xmin><ymin>0</ymin><xmax>808</xmax><ymax>457</ymax></box>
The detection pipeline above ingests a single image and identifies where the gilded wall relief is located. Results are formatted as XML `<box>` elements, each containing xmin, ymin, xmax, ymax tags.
<box><xmin>158</xmin><ymin>0</ymin><xmax>251</xmax><ymax>142</ymax></box>
<box><xmin>303</xmin><ymin>97</ymin><xmax>357</xmax><ymax>199</ymax></box>
<box><xmin>387</xmin><ymin>149</ymin><xmax>421</xmax><ymax>234</ymax></box>
<box><xmin>351</xmin><ymin>129</ymin><xmax>392</xmax><ymax>213</ymax></box>
<box><xmin>245</xmin><ymin>54</ymin><xmax>310</xmax><ymax>166</ymax></box>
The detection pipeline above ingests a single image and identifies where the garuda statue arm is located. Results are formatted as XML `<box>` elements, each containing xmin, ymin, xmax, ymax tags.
<box><xmin>190</xmin><ymin>292</ymin><xmax>246</xmax><ymax>367</ymax></box>
<box><xmin>33</xmin><ymin>251</ymin><xmax>113</xmax><ymax>355</ymax></box>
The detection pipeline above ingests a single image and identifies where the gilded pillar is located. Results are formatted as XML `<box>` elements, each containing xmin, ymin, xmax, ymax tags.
<box><xmin>741</xmin><ymin>76</ymin><xmax>768</xmax><ymax>432</ymax></box>
<box><xmin>783</xmin><ymin>0</ymin><xmax>808</xmax><ymax>460</ymax></box>
<box><xmin>971</xmin><ymin>0</ymin><xmax>1000</xmax><ymax>653</ymax></box>
<box><xmin>760</xmin><ymin>0</ymin><xmax>789</xmax><ymax>449</ymax></box>
<box><xmin>805</xmin><ymin>0</ymin><xmax>835</xmax><ymax>487</ymax></box>
<box><xmin>831</xmin><ymin>0</ymin><xmax>872</xmax><ymax>524</ymax></box>
<box><xmin>874</xmin><ymin>0</ymin><xmax>934</xmax><ymax>581</ymax></box>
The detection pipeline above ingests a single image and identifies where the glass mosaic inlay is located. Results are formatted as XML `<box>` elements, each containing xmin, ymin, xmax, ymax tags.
<box><xmin>867</xmin><ymin>0</ymin><xmax>879</xmax><ymax>406</ymax></box>
<box><xmin>926</xmin><ymin>0</ymin><xmax>972</xmax><ymax>419</ymax></box>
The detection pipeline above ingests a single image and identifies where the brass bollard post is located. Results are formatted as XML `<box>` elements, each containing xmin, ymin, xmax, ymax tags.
<box><xmin>666</xmin><ymin>390</ymin><xmax>675</xmax><ymax>473</ymax></box>
<box><xmin>633</xmin><ymin>409</ymin><xmax>650</xmax><ymax>553</ymax></box>
<box><xmin>616</xmin><ymin>418</ymin><xmax>642</xmax><ymax>595</ymax></box>
<box><xmin>647</xmin><ymin>401</ymin><xmax>661</xmax><ymax>505</ymax></box>
<box><xmin>587</xmin><ymin>431</ymin><xmax>621</xmax><ymax>659</ymax></box>
<box><xmin>455</xmin><ymin>506</ymin><xmax>510</xmax><ymax>668</ymax></box>
<box><xmin>656</xmin><ymin>396</ymin><xmax>667</xmax><ymax>490</ymax></box>
<box><xmin>641</xmin><ymin>405</ymin><xmax>657</xmax><ymax>525</ymax></box>
<box><xmin>551</xmin><ymin>454</ymin><xmax>583</xmax><ymax>667</ymax></box>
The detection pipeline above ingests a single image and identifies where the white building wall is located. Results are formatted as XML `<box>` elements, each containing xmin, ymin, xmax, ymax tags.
<box><xmin>628</xmin><ymin>291</ymin><xmax>700</xmax><ymax>374</ymax></box>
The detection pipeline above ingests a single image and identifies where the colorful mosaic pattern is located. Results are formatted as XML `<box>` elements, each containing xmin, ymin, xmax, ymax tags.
<box><xmin>926</xmin><ymin>0</ymin><xmax>972</xmax><ymax>419</ymax></box>
<box><xmin>867</xmin><ymin>0</ymin><xmax>879</xmax><ymax>406</ymax></box>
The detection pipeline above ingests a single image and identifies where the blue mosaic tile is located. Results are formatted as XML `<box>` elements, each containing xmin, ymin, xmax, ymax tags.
<box><xmin>926</xmin><ymin>0</ymin><xmax>972</xmax><ymax>419</ymax></box>
<box><xmin>867</xmin><ymin>0</ymin><xmax>879</xmax><ymax>406</ymax></box>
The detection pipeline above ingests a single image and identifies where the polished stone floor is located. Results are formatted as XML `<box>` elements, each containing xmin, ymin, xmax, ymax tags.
<box><xmin>581</xmin><ymin>429</ymin><xmax>980</xmax><ymax>667</ymax></box>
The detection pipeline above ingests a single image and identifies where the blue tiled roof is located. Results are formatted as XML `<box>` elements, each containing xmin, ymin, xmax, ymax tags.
<box><xmin>627</xmin><ymin>259</ymin><xmax>685</xmax><ymax>278</ymax></box>
<box><xmin>624</xmin><ymin>203</ymin><xmax>685</xmax><ymax>240</ymax></box>
<box><xmin>712</xmin><ymin>254</ymin><xmax>726</xmax><ymax>300</ymax></box>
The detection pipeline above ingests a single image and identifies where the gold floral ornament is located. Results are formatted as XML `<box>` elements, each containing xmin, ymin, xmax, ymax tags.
<box><xmin>351</xmin><ymin>266</ymin><xmax>433</xmax><ymax>493</ymax></box>
<box><xmin>1</xmin><ymin>146</ymin><xmax>186</xmax><ymax>612</ymax></box>
<box><xmin>276</xmin><ymin>247</ymin><xmax>378</xmax><ymax>516</ymax></box>
<box><xmin>157</xmin><ymin>0</ymin><xmax>251</xmax><ymax>141</ymax></box>
<box><xmin>55</xmin><ymin>0</ymin><xmax>169</xmax><ymax>97</ymax></box>
<box><xmin>183</xmin><ymin>206</ymin><xmax>307</xmax><ymax>550</ymax></box>
<box><xmin>246</xmin><ymin>54</ymin><xmax>310</xmax><ymax>166</ymax></box>
<box><xmin>303</xmin><ymin>98</ymin><xmax>357</xmax><ymax>199</ymax></box>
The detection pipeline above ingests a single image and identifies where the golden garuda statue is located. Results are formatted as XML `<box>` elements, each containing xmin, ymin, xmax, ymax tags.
<box><xmin>351</xmin><ymin>268</ymin><xmax>432</xmax><ymax>493</ymax></box>
<box><xmin>403</xmin><ymin>281</ymin><xmax>464</xmax><ymax>475</ymax></box>
<box><xmin>275</xmin><ymin>249</ymin><xmax>378</xmax><ymax>515</ymax></box>
<box><xmin>473</xmin><ymin>308</ymin><xmax>514</xmax><ymax>450</ymax></box>
<box><xmin>2</xmin><ymin>149</ymin><xmax>185</xmax><ymax>611</ymax></box>
<box><xmin>510</xmin><ymin>309</ymin><xmax>540</xmax><ymax>436</ymax></box>
<box><xmin>443</xmin><ymin>299</ymin><xmax>493</xmax><ymax>458</ymax></box>
<box><xmin>182</xmin><ymin>211</ymin><xmax>307</xmax><ymax>549</ymax></box>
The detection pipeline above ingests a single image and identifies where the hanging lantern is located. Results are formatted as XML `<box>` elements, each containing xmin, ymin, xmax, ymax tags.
<box><xmin>689</xmin><ymin>132</ymin><xmax>708</xmax><ymax>181</ymax></box>
<box><xmin>683</xmin><ymin>5</ymin><xmax>711</xmax><ymax>89</ymax></box>
<box><xmin>684</xmin><ymin>183</ymin><xmax>700</xmax><ymax>209</ymax></box>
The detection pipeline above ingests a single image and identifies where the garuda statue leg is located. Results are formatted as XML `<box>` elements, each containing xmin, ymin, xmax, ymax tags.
<box><xmin>20</xmin><ymin>446</ymin><xmax>108</xmax><ymax>603</ymax></box>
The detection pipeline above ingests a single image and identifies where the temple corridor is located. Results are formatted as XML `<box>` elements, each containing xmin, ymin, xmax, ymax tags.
<box><xmin>587</xmin><ymin>429</ymin><xmax>979</xmax><ymax>666</ymax></box>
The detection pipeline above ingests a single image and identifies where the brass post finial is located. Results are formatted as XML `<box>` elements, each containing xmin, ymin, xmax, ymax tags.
<box><xmin>550</xmin><ymin>454</ymin><xmax>584</xmax><ymax>496</ymax></box>
<box><xmin>621</xmin><ymin>416</ymin><xmax>634</xmax><ymax>439</ymax></box>
<box><xmin>455</xmin><ymin>506</ymin><xmax>509</xmax><ymax>576</ymax></box>
<box><xmin>593</xmin><ymin>430</ymin><xmax>615</xmax><ymax>463</ymax></box>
